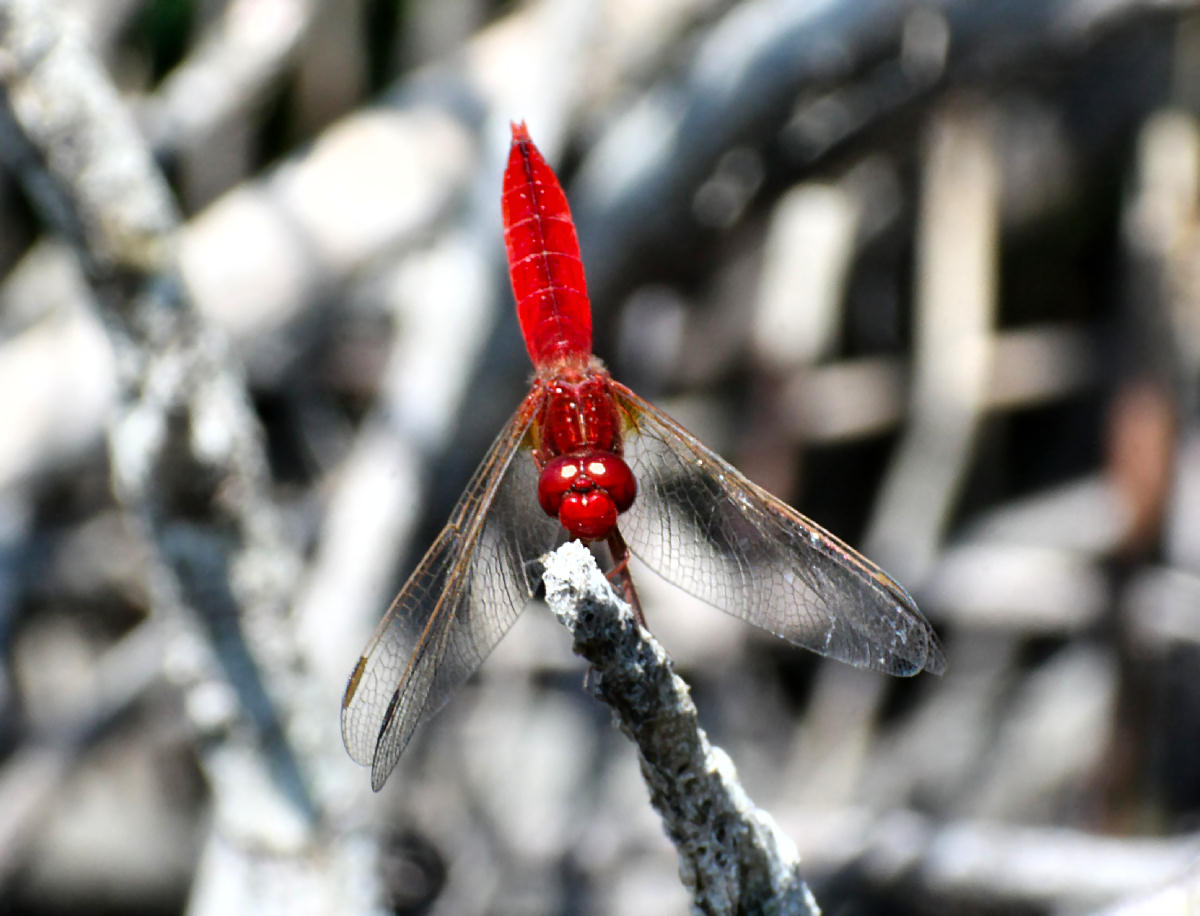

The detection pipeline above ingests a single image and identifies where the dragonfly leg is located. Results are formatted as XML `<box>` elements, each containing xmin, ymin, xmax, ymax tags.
<box><xmin>605</xmin><ymin>528</ymin><xmax>647</xmax><ymax>629</ymax></box>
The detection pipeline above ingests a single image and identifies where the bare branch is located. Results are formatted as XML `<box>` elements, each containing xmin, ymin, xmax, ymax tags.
<box><xmin>140</xmin><ymin>0</ymin><xmax>319</xmax><ymax>156</ymax></box>
<box><xmin>541</xmin><ymin>541</ymin><xmax>820</xmax><ymax>916</ymax></box>
<box><xmin>0</xmin><ymin>6</ymin><xmax>373</xmax><ymax>910</ymax></box>
<box><xmin>0</xmin><ymin>621</ymin><xmax>166</xmax><ymax>884</ymax></box>
<box><xmin>786</xmin><ymin>806</ymin><xmax>1200</xmax><ymax>910</ymax></box>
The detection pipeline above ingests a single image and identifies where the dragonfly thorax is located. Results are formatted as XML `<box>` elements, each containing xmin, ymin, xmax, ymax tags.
<box><xmin>538</xmin><ymin>452</ymin><xmax>636</xmax><ymax>540</ymax></box>
<box><xmin>532</xmin><ymin>370</ymin><xmax>636</xmax><ymax>540</ymax></box>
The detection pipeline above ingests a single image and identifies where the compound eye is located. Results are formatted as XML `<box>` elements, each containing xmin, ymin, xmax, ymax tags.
<box><xmin>538</xmin><ymin>455</ymin><xmax>582</xmax><ymax>517</ymax></box>
<box><xmin>559</xmin><ymin>490</ymin><xmax>618</xmax><ymax>541</ymax></box>
<box><xmin>582</xmin><ymin>453</ymin><xmax>637</xmax><ymax>513</ymax></box>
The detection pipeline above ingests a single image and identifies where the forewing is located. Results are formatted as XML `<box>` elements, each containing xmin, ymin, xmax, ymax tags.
<box><xmin>341</xmin><ymin>398</ymin><xmax>565</xmax><ymax>789</ymax></box>
<box><xmin>612</xmin><ymin>382</ymin><xmax>944</xmax><ymax>677</ymax></box>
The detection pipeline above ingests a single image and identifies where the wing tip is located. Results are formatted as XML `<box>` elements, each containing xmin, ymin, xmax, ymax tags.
<box><xmin>920</xmin><ymin>637</ymin><xmax>948</xmax><ymax>677</ymax></box>
<box><xmin>370</xmin><ymin>763</ymin><xmax>389</xmax><ymax>793</ymax></box>
<box><xmin>895</xmin><ymin>630</ymin><xmax>947</xmax><ymax>677</ymax></box>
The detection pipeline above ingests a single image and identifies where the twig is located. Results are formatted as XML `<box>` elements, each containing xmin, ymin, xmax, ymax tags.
<box><xmin>0</xmin><ymin>620</ymin><xmax>168</xmax><ymax>884</ymax></box>
<box><xmin>139</xmin><ymin>0</ymin><xmax>319</xmax><ymax>156</ymax></box>
<box><xmin>865</xmin><ymin>101</ymin><xmax>998</xmax><ymax>584</ymax></box>
<box><xmin>540</xmin><ymin>541</ymin><xmax>820</xmax><ymax>916</ymax></box>
<box><xmin>572</xmin><ymin>0</ymin><xmax>1200</xmax><ymax>307</ymax></box>
<box><xmin>0</xmin><ymin>0</ymin><xmax>316</xmax><ymax>805</ymax></box>
<box><xmin>785</xmin><ymin>324</ymin><xmax>1095</xmax><ymax>443</ymax></box>
<box><xmin>0</xmin><ymin>5</ymin><xmax>382</xmax><ymax>911</ymax></box>
<box><xmin>785</xmin><ymin>807</ymin><xmax>1200</xmax><ymax>911</ymax></box>
<box><xmin>1092</xmin><ymin>856</ymin><xmax>1200</xmax><ymax>915</ymax></box>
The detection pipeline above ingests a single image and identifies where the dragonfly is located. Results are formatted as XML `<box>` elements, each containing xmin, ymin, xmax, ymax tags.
<box><xmin>342</xmin><ymin>122</ymin><xmax>945</xmax><ymax>790</ymax></box>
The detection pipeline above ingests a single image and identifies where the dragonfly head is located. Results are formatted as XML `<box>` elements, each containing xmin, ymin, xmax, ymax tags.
<box><xmin>538</xmin><ymin>451</ymin><xmax>637</xmax><ymax>540</ymax></box>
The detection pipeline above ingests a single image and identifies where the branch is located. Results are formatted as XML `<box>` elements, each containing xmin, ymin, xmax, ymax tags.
<box><xmin>573</xmin><ymin>0</ymin><xmax>1200</xmax><ymax>307</ymax></box>
<box><xmin>140</xmin><ymin>0</ymin><xmax>318</xmax><ymax>156</ymax></box>
<box><xmin>0</xmin><ymin>0</ymin><xmax>310</xmax><ymax>783</ymax></box>
<box><xmin>540</xmin><ymin>541</ymin><xmax>820</xmax><ymax>916</ymax></box>
<box><xmin>0</xmin><ymin>0</ymin><xmax>386</xmax><ymax>898</ymax></box>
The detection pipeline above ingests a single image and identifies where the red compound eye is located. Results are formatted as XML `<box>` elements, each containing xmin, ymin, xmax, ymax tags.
<box><xmin>580</xmin><ymin>453</ymin><xmax>637</xmax><ymax>513</ymax></box>
<box><xmin>537</xmin><ymin>455</ymin><xmax>582</xmax><ymax>517</ymax></box>
<box><xmin>559</xmin><ymin>490</ymin><xmax>618</xmax><ymax>541</ymax></box>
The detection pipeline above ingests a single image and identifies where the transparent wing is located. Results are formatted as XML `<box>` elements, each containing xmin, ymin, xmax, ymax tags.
<box><xmin>341</xmin><ymin>394</ymin><xmax>565</xmax><ymax>789</ymax></box>
<box><xmin>612</xmin><ymin>382</ymin><xmax>945</xmax><ymax>677</ymax></box>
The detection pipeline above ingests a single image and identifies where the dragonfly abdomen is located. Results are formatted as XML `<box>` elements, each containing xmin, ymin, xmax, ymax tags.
<box><xmin>502</xmin><ymin>121</ymin><xmax>593</xmax><ymax>367</ymax></box>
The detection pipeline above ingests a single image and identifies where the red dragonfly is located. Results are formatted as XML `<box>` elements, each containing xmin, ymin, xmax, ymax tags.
<box><xmin>342</xmin><ymin>123</ymin><xmax>944</xmax><ymax>790</ymax></box>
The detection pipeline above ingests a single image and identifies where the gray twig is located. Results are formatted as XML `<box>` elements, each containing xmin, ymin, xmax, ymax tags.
<box><xmin>541</xmin><ymin>541</ymin><xmax>821</xmax><ymax>916</ymax></box>
<box><xmin>140</xmin><ymin>0</ymin><xmax>319</xmax><ymax>156</ymax></box>
<box><xmin>0</xmin><ymin>7</ymin><xmax>382</xmax><ymax>912</ymax></box>
<box><xmin>0</xmin><ymin>0</ymin><xmax>315</xmax><ymax>806</ymax></box>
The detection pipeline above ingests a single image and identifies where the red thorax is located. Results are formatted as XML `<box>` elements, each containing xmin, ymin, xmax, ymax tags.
<box><xmin>529</xmin><ymin>365</ymin><xmax>636</xmax><ymax>541</ymax></box>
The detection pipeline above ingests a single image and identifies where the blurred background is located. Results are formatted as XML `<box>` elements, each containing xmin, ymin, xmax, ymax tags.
<box><xmin>2</xmin><ymin>0</ymin><xmax>1200</xmax><ymax>913</ymax></box>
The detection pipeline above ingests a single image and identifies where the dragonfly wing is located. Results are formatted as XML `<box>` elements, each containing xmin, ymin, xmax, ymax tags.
<box><xmin>341</xmin><ymin>396</ymin><xmax>565</xmax><ymax>789</ymax></box>
<box><xmin>612</xmin><ymin>382</ymin><xmax>944</xmax><ymax>677</ymax></box>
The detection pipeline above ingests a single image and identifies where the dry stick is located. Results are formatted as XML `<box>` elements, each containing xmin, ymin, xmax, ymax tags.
<box><xmin>574</xmin><ymin>0</ymin><xmax>1200</xmax><ymax>309</ymax></box>
<box><xmin>0</xmin><ymin>5</ymin><xmax>387</xmax><ymax>910</ymax></box>
<box><xmin>140</xmin><ymin>0</ymin><xmax>319</xmax><ymax>156</ymax></box>
<box><xmin>0</xmin><ymin>0</ymin><xmax>321</xmax><ymax>826</ymax></box>
<box><xmin>786</xmin><ymin>806</ymin><xmax>1200</xmax><ymax>910</ymax></box>
<box><xmin>0</xmin><ymin>622</ymin><xmax>167</xmax><ymax>883</ymax></box>
<box><xmin>541</xmin><ymin>540</ymin><xmax>820</xmax><ymax>916</ymax></box>
<box><xmin>864</xmin><ymin>101</ymin><xmax>999</xmax><ymax>585</ymax></box>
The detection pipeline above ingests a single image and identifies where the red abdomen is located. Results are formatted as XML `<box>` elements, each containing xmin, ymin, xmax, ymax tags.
<box><xmin>502</xmin><ymin>123</ymin><xmax>592</xmax><ymax>368</ymax></box>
